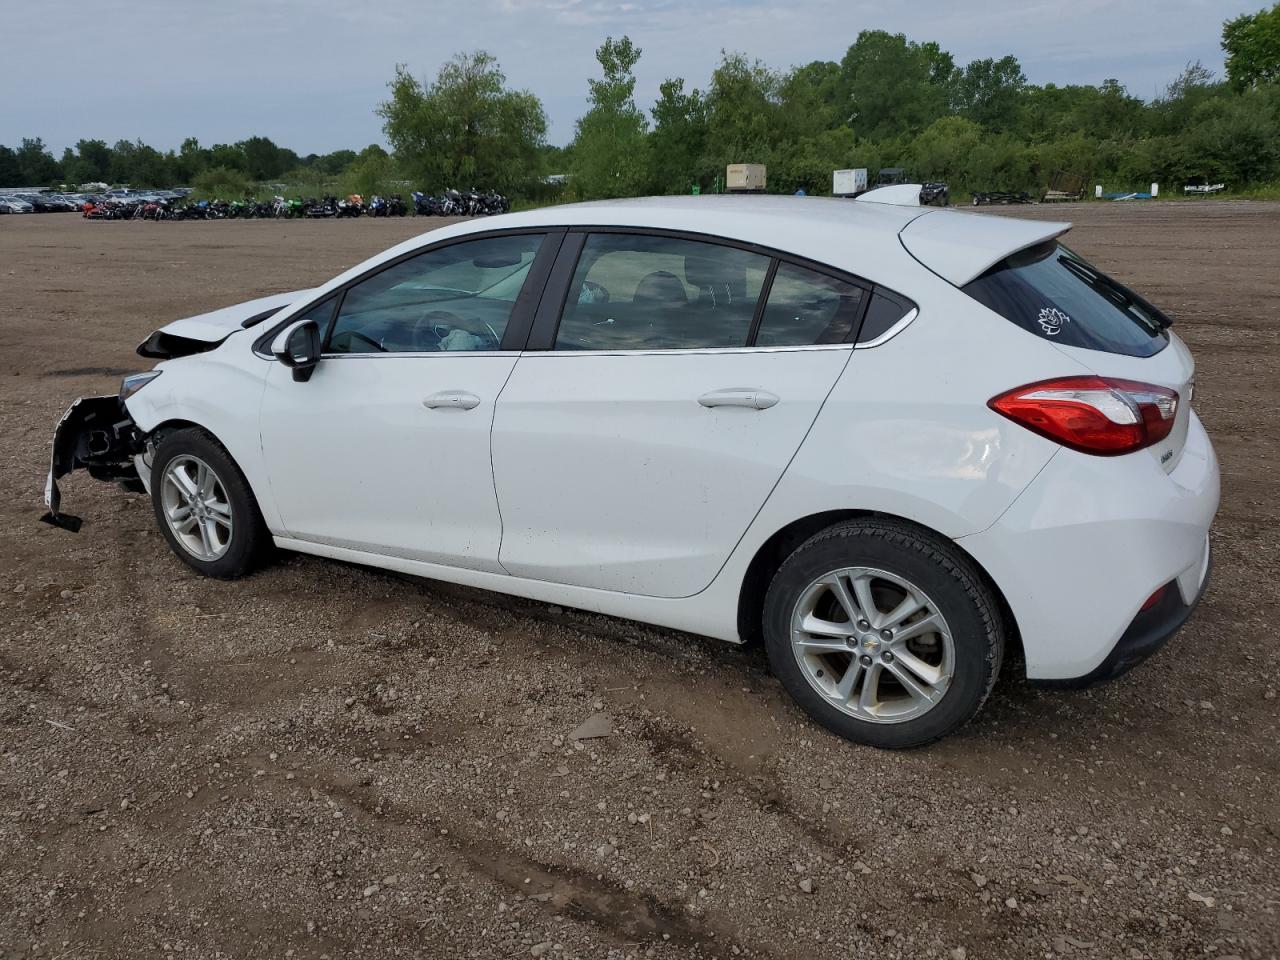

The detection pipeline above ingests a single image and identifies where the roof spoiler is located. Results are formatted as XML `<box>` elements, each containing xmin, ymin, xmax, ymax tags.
<box><xmin>899</xmin><ymin>210</ymin><xmax>1072</xmax><ymax>286</ymax></box>
<box><xmin>854</xmin><ymin>184</ymin><xmax>928</xmax><ymax>207</ymax></box>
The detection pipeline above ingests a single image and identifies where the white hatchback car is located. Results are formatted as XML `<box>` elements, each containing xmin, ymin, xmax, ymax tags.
<box><xmin>44</xmin><ymin>195</ymin><xmax>1218</xmax><ymax>748</ymax></box>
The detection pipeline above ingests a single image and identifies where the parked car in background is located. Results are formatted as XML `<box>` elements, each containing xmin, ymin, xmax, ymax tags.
<box><xmin>42</xmin><ymin>194</ymin><xmax>1218</xmax><ymax>748</ymax></box>
<box><xmin>0</xmin><ymin>195</ymin><xmax>34</xmax><ymax>213</ymax></box>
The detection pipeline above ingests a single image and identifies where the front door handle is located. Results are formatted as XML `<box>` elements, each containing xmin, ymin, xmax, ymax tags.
<box><xmin>698</xmin><ymin>388</ymin><xmax>779</xmax><ymax>410</ymax></box>
<box><xmin>423</xmin><ymin>390</ymin><xmax>481</xmax><ymax>410</ymax></box>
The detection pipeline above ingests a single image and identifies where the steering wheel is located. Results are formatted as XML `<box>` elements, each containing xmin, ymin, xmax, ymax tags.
<box><xmin>415</xmin><ymin>309</ymin><xmax>501</xmax><ymax>351</ymax></box>
<box><xmin>342</xmin><ymin>330</ymin><xmax>388</xmax><ymax>353</ymax></box>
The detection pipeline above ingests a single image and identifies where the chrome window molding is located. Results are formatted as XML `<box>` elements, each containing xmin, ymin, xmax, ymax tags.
<box><xmin>854</xmin><ymin>308</ymin><xmax>919</xmax><ymax>349</ymax></box>
<box><xmin>520</xmin><ymin>343</ymin><xmax>855</xmax><ymax>358</ymax></box>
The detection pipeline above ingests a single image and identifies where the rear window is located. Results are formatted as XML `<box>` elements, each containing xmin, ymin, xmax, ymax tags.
<box><xmin>963</xmin><ymin>242</ymin><xmax>1169</xmax><ymax>358</ymax></box>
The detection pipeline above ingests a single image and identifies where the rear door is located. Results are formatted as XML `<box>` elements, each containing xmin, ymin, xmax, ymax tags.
<box><xmin>491</xmin><ymin>231</ymin><xmax>868</xmax><ymax>598</ymax></box>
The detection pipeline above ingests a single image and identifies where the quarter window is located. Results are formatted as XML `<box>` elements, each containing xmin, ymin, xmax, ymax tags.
<box><xmin>856</xmin><ymin>289</ymin><xmax>917</xmax><ymax>344</ymax></box>
<box><xmin>326</xmin><ymin>234</ymin><xmax>544</xmax><ymax>354</ymax></box>
<box><xmin>296</xmin><ymin>295</ymin><xmax>337</xmax><ymax>334</ymax></box>
<box><xmin>555</xmin><ymin>234</ymin><xmax>769</xmax><ymax>351</ymax></box>
<box><xmin>755</xmin><ymin>263</ymin><xmax>866</xmax><ymax>347</ymax></box>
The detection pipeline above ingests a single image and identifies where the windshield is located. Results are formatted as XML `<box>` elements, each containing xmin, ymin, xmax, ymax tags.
<box><xmin>962</xmin><ymin>241</ymin><xmax>1169</xmax><ymax>358</ymax></box>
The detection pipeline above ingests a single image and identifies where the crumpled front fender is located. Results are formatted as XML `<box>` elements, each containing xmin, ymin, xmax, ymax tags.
<box><xmin>41</xmin><ymin>395</ymin><xmax>144</xmax><ymax>531</ymax></box>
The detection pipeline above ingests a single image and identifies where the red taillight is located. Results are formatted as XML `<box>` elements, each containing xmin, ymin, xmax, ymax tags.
<box><xmin>989</xmin><ymin>376</ymin><xmax>1178</xmax><ymax>456</ymax></box>
<box><xmin>1140</xmin><ymin>585</ymin><xmax>1167</xmax><ymax>611</ymax></box>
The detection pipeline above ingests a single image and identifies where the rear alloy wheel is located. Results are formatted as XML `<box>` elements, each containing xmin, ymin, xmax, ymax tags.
<box><xmin>790</xmin><ymin>566</ymin><xmax>955</xmax><ymax>724</ymax></box>
<box><xmin>764</xmin><ymin>519</ymin><xmax>1004</xmax><ymax>748</ymax></box>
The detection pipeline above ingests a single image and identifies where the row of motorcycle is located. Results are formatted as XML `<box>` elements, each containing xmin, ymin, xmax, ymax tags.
<box><xmin>82</xmin><ymin>189</ymin><xmax>509</xmax><ymax>221</ymax></box>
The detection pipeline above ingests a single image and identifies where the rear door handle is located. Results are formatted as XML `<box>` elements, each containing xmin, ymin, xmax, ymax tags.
<box><xmin>422</xmin><ymin>390</ymin><xmax>480</xmax><ymax>410</ymax></box>
<box><xmin>698</xmin><ymin>388</ymin><xmax>779</xmax><ymax>410</ymax></box>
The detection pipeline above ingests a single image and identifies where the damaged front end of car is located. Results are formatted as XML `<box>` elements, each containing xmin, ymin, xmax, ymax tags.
<box><xmin>41</xmin><ymin>379</ymin><xmax>155</xmax><ymax>531</ymax></box>
<box><xmin>40</xmin><ymin>290</ymin><xmax>306</xmax><ymax>532</ymax></box>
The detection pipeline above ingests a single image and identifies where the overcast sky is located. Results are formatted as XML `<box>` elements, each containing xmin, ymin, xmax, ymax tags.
<box><xmin>0</xmin><ymin>0</ymin><xmax>1254</xmax><ymax>155</ymax></box>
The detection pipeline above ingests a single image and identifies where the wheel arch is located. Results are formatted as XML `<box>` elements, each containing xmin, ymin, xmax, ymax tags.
<box><xmin>145</xmin><ymin>416</ymin><xmax>207</xmax><ymax>444</ymax></box>
<box><xmin>735</xmin><ymin>509</ymin><xmax>1024</xmax><ymax>670</ymax></box>
<box><xmin>140</xmin><ymin>416</ymin><xmax>281</xmax><ymax>533</ymax></box>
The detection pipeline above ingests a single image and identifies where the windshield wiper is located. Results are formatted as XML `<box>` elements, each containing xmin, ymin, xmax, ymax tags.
<box><xmin>1057</xmin><ymin>256</ymin><xmax>1172</xmax><ymax>330</ymax></box>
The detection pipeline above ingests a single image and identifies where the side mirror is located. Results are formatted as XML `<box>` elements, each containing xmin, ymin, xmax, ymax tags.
<box><xmin>271</xmin><ymin>319</ymin><xmax>321</xmax><ymax>382</ymax></box>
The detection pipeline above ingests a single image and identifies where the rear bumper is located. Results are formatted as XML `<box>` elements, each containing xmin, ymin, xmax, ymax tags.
<box><xmin>1036</xmin><ymin>548</ymin><xmax>1211</xmax><ymax>687</ymax></box>
<box><xmin>959</xmin><ymin>410</ymin><xmax>1219</xmax><ymax>682</ymax></box>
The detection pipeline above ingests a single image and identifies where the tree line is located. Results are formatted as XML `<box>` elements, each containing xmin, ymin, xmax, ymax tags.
<box><xmin>0</xmin><ymin>135</ymin><xmax>368</xmax><ymax>192</ymax></box>
<box><xmin>4</xmin><ymin>4</ymin><xmax>1279</xmax><ymax>199</ymax></box>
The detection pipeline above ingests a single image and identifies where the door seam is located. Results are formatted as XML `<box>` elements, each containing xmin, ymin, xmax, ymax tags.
<box><xmin>687</xmin><ymin>346</ymin><xmax>861</xmax><ymax>599</ymax></box>
<box><xmin>489</xmin><ymin>355</ymin><xmax>524</xmax><ymax>576</ymax></box>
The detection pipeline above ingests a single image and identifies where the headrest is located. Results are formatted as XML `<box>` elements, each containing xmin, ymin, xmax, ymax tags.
<box><xmin>633</xmin><ymin>270</ymin><xmax>688</xmax><ymax>305</ymax></box>
<box><xmin>684</xmin><ymin>255</ymin><xmax>744</xmax><ymax>290</ymax></box>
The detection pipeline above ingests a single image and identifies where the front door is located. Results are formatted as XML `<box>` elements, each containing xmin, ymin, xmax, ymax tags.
<box><xmin>492</xmin><ymin>232</ymin><xmax>868</xmax><ymax>597</ymax></box>
<box><xmin>259</xmin><ymin>231</ymin><xmax>551</xmax><ymax>572</ymax></box>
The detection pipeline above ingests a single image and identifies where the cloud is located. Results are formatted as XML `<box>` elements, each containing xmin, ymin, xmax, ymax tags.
<box><xmin>0</xmin><ymin>0</ymin><xmax>1252</xmax><ymax>154</ymax></box>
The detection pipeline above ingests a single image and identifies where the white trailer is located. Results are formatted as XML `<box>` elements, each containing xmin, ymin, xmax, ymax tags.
<box><xmin>832</xmin><ymin>169</ymin><xmax>868</xmax><ymax>197</ymax></box>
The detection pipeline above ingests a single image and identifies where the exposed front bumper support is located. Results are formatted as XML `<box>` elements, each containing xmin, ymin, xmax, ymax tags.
<box><xmin>41</xmin><ymin>395</ymin><xmax>144</xmax><ymax>532</ymax></box>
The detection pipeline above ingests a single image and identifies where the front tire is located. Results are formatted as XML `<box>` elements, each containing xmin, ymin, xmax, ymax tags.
<box><xmin>763</xmin><ymin>518</ymin><xmax>1004</xmax><ymax>749</ymax></box>
<box><xmin>150</xmin><ymin>428</ymin><xmax>269</xmax><ymax>579</ymax></box>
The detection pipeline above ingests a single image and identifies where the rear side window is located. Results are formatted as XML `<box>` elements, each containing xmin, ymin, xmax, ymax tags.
<box><xmin>755</xmin><ymin>263</ymin><xmax>865</xmax><ymax>347</ymax></box>
<box><xmin>555</xmin><ymin>234</ymin><xmax>769</xmax><ymax>351</ymax></box>
<box><xmin>963</xmin><ymin>242</ymin><xmax>1169</xmax><ymax>357</ymax></box>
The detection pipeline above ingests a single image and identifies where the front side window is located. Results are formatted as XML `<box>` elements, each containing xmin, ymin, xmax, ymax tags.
<box><xmin>963</xmin><ymin>241</ymin><xmax>1169</xmax><ymax>358</ymax></box>
<box><xmin>326</xmin><ymin>234</ymin><xmax>544</xmax><ymax>354</ymax></box>
<box><xmin>755</xmin><ymin>263</ymin><xmax>866</xmax><ymax>347</ymax></box>
<box><xmin>555</xmin><ymin>234</ymin><xmax>769</xmax><ymax>351</ymax></box>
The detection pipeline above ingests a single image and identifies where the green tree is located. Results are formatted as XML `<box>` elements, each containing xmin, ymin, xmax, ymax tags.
<box><xmin>570</xmin><ymin>36</ymin><xmax>650</xmax><ymax>198</ymax></box>
<box><xmin>703</xmin><ymin>52</ymin><xmax>781</xmax><ymax>169</ymax></box>
<box><xmin>108</xmin><ymin>139</ymin><xmax>171</xmax><ymax>186</ymax></box>
<box><xmin>303</xmin><ymin>150</ymin><xmax>358</xmax><ymax>175</ymax></box>
<box><xmin>0</xmin><ymin>145</ymin><xmax>21</xmax><ymax>186</ymax></box>
<box><xmin>238</xmin><ymin>135</ymin><xmax>297</xmax><ymax>180</ymax></box>
<box><xmin>840</xmin><ymin>31</ymin><xmax>954</xmax><ymax>139</ymax></box>
<box><xmin>779</xmin><ymin>60</ymin><xmax>845</xmax><ymax>135</ymax></box>
<box><xmin>379</xmin><ymin>51</ymin><xmax>546</xmax><ymax>194</ymax></box>
<box><xmin>192</xmin><ymin>165</ymin><xmax>254</xmax><ymax>199</ymax></box>
<box><xmin>59</xmin><ymin>139</ymin><xmax>112</xmax><ymax>185</ymax></box>
<box><xmin>650</xmin><ymin>77</ymin><xmax>709</xmax><ymax>193</ymax></box>
<box><xmin>1223</xmin><ymin>3</ymin><xmax>1280</xmax><ymax>90</ymax></box>
<box><xmin>1022</xmin><ymin>80</ymin><xmax>1146</xmax><ymax>140</ymax></box>
<box><xmin>1150</xmin><ymin>62</ymin><xmax>1227</xmax><ymax>136</ymax></box>
<box><xmin>15</xmin><ymin>138</ymin><xmax>61</xmax><ymax>185</ymax></box>
<box><xmin>341</xmin><ymin>144</ymin><xmax>399</xmax><ymax>197</ymax></box>
<box><xmin>954</xmin><ymin>55</ymin><xmax>1027</xmax><ymax>132</ymax></box>
<box><xmin>770</xmin><ymin>127</ymin><xmax>858</xmax><ymax>194</ymax></box>
<box><xmin>909</xmin><ymin>115</ymin><xmax>984</xmax><ymax>182</ymax></box>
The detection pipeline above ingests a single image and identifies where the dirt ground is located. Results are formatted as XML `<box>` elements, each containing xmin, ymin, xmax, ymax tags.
<box><xmin>0</xmin><ymin>203</ymin><xmax>1276</xmax><ymax>960</ymax></box>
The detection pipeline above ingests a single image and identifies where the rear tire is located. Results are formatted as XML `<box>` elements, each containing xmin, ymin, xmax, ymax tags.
<box><xmin>763</xmin><ymin>518</ymin><xmax>1004</xmax><ymax>749</ymax></box>
<box><xmin>150</xmin><ymin>428</ymin><xmax>269</xmax><ymax>579</ymax></box>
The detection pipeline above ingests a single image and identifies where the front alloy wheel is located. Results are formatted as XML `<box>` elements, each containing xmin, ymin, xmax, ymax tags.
<box><xmin>160</xmin><ymin>454</ymin><xmax>234</xmax><ymax>561</ymax></box>
<box><xmin>150</xmin><ymin>427</ymin><xmax>269</xmax><ymax>579</ymax></box>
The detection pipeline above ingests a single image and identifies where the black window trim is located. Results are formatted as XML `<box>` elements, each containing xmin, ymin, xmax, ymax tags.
<box><xmin>522</xmin><ymin>225</ymin><xmax>910</xmax><ymax>353</ymax></box>
<box><xmin>251</xmin><ymin>227</ymin><xmax>566</xmax><ymax>359</ymax></box>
